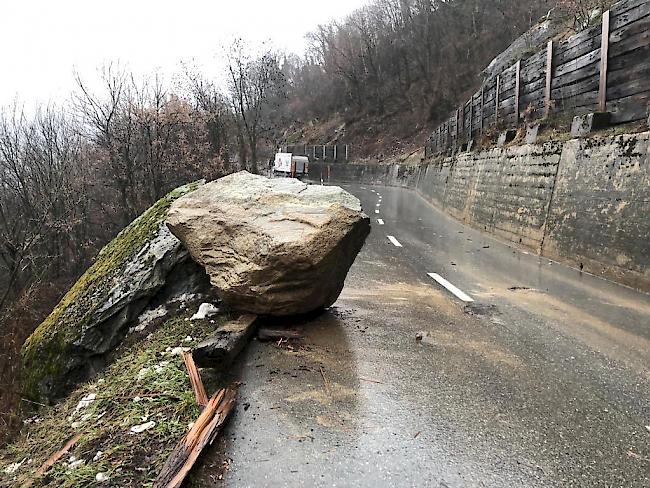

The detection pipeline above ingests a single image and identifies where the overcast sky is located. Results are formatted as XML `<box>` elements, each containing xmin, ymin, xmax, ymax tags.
<box><xmin>0</xmin><ymin>0</ymin><xmax>368</xmax><ymax>109</ymax></box>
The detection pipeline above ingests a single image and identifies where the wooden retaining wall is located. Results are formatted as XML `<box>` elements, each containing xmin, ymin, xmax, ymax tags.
<box><xmin>426</xmin><ymin>0</ymin><xmax>650</xmax><ymax>156</ymax></box>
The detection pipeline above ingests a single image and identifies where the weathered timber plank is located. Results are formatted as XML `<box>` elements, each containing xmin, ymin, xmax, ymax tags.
<box><xmin>611</xmin><ymin>0</ymin><xmax>650</xmax><ymax>17</ymax></box>
<box><xmin>552</xmin><ymin>75</ymin><xmax>600</xmax><ymax>100</ymax></box>
<box><xmin>555</xmin><ymin>91</ymin><xmax>599</xmax><ymax>112</ymax></box>
<box><xmin>522</xmin><ymin>77</ymin><xmax>546</xmax><ymax>96</ymax></box>
<box><xmin>609</xmin><ymin>17</ymin><xmax>650</xmax><ymax>57</ymax></box>
<box><xmin>554</xmin><ymin>47</ymin><xmax>601</xmax><ymax>77</ymax></box>
<box><xmin>192</xmin><ymin>314</ymin><xmax>258</xmax><ymax>368</ymax></box>
<box><xmin>520</xmin><ymin>88</ymin><xmax>545</xmax><ymax>108</ymax></box>
<box><xmin>555</xmin><ymin>24</ymin><xmax>601</xmax><ymax>61</ymax></box>
<box><xmin>607</xmin><ymin>65</ymin><xmax>650</xmax><ymax>99</ymax></box>
<box><xmin>611</xmin><ymin>0</ymin><xmax>650</xmax><ymax>30</ymax></box>
<box><xmin>552</xmin><ymin>60</ymin><xmax>600</xmax><ymax>89</ymax></box>
<box><xmin>521</xmin><ymin>51</ymin><xmax>548</xmax><ymax>82</ymax></box>
<box><xmin>608</xmin><ymin>90</ymin><xmax>650</xmax><ymax>123</ymax></box>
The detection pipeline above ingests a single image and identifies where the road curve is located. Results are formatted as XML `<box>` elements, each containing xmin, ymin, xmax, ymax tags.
<box><xmin>194</xmin><ymin>183</ymin><xmax>650</xmax><ymax>488</ymax></box>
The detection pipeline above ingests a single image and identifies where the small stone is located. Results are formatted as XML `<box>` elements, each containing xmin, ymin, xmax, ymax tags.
<box><xmin>96</xmin><ymin>472</ymin><xmax>109</xmax><ymax>482</ymax></box>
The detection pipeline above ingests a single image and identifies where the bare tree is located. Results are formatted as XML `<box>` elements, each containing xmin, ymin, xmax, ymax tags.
<box><xmin>226</xmin><ymin>40</ymin><xmax>285</xmax><ymax>173</ymax></box>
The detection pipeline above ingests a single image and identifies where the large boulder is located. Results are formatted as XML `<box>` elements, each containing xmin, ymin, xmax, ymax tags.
<box><xmin>166</xmin><ymin>171</ymin><xmax>370</xmax><ymax>316</ymax></box>
<box><xmin>21</xmin><ymin>181</ymin><xmax>204</xmax><ymax>403</ymax></box>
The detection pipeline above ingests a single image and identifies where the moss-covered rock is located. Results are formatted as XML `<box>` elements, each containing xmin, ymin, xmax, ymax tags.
<box><xmin>21</xmin><ymin>181</ymin><xmax>203</xmax><ymax>403</ymax></box>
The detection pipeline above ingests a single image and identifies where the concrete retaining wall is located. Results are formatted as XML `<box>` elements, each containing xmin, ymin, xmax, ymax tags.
<box><xmin>309</xmin><ymin>133</ymin><xmax>650</xmax><ymax>292</ymax></box>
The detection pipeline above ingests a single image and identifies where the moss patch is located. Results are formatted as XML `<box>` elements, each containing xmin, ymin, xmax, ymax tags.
<box><xmin>21</xmin><ymin>181</ymin><xmax>202</xmax><ymax>402</ymax></box>
<box><xmin>3</xmin><ymin>309</ymin><xmax>226</xmax><ymax>487</ymax></box>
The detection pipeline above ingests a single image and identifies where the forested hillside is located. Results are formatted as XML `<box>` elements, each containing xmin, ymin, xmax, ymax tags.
<box><xmin>282</xmin><ymin>0</ymin><xmax>557</xmax><ymax>153</ymax></box>
<box><xmin>0</xmin><ymin>0</ymin><xmax>611</xmax><ymax>441</ymax></box>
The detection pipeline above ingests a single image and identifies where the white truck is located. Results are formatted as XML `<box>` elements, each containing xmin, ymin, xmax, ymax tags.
<box><xmin>273</xmin><ymin>153</ymin><xmax>309</xmax><ymax>177</ymax></box>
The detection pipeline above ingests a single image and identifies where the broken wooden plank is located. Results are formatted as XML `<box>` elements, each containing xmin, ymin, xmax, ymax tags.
<box><xmin>154</xmin><ymin>387</ymin><xmax>237</xmax><ymax>488</ymax></box>
<box><xmin>257</xmin><ymin>328</ymin><xmax>303</xmax><ymax>342</ymax></box>
<box><xmin>192</xmin><ymin>314</ymin><xmax>258</xmax><ymax>368</ymax></box>
<box><xmin>37</xmin><ymin>433</ymin><xmax>82</xmax><ymax>476</ymax></box>
<box><xmin>182</xmin><ymin>351</ymin><xmax>208</xmax><ymax>407</ymax></box>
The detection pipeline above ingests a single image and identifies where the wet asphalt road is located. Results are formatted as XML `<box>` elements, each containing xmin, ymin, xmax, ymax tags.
<box><xmin>194</xmin><ymin>183</ymin><xmax>650</xmax><ymax>487</ymax></box>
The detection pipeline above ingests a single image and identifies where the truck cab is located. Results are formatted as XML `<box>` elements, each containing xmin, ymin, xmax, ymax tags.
<box><xmin>273</xmin><ymin>153</ymin><xmax>309</xmax><ymax>177</ymax></box>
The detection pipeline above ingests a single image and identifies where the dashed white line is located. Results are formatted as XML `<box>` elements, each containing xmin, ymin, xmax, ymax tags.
<box><xmin>427</xmin><ymin>273</ymin><xmax>474</xmax><ymax>302</ymax></box>
<box><xmin>387</xmin><ymin>235</ymin><xmax>403</xmax><ymax>247</ymax></box>
<box><xmin>377</xmin><ymin>219</ymin><xmax>384</xmax><ymax>225</ymax></box>
<box><xmin>375</xmin><ymin>209</ymin><xmax>380</xmax><ymax>214</ymax></box>
<box><xmin>376</xmin><ymin>203</ymin><xmax>381</xmax><ymax>207</ymax></box>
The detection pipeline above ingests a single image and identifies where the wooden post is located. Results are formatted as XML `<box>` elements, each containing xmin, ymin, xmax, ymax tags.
<box><xmin>480</xmin><ymin>82</ymin><xmax>485</xmax><ymax>135</ymax></box>
<box><xmin>495</xmin><ymin>75</ymin><xmax>500</xmax><ymax>126</ymax></box>
<box><xmin>323</xmin><ymin>145</ymin><xmax>326</xmax><ymax>161</ymax></box>
<box><xmin>469</xmin><ymin>98</ymin><xmax>474</xmax><ymax>139</ymax></box>
<box><xmin>544</xmin><ymin>40</ymin><xmax>554</xmax><ymax>118</ymax></box>
<box><xmin>334</xmin><ymin>144</ymin><xmax>337</xmax><ymax>161</ymax></box>
<box><xmin>514</xmin><ymin>60</ymin><xmax>521</xmax><ymax>124</ymax></box>
<box><xmin>345</xmin><ymin>144</ymin><xmax>348</xmax><ymax>161</ymax></box>
<box><xmin>598</xmin><ymin>10</ymin><xmax>610</xmax><ymax>113</ymax></box>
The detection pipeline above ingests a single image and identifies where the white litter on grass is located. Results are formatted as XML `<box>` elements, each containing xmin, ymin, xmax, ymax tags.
<box><xmin>137</xmin><ymin>367</ymin><xmax>150</xmax><ymax>379</ymax></box>
<box><xmin>129</xmin><ymin>305</ymin><xmax>168</xmax><ymax>334</ymax></box>
<box><xmin>184</xmin><ymin>336</ymin><xmax>193</xmax><ymax>342</ymax></box>
<box><xmin>130</xmin><ymin>420</ymin><xmax>156</xmax><ymax>434</ymax></box>
<box><xmin>3</xmin><ymin>458</ymin><xmax>26</xmax><ymax>474</ymax></box>
<box><xmin>75</xmin><ymin>393</ymin><xmax>96</xmax><ymax>411</ymax></box>
<box><xmin>646</xmin><ymin>425</ymin><xmax>650</xmax><ymax>433</ymax></box>
<box><xmin>154</xmin><ymin>361</ymin><xmax>169</xmax><ymax>374</ymax></box>
<box><xmin>191</xmin><ymin>303</ymin><xmax>220</xmax><ymax>320</ymax></box>
<box><xmin>168</xmin><ymin>346</ymin><xmax>190</xmax><ymax>356</ymax></box>
<box><xmin>93</xmin><ymin>451</ymin><xmax>103</xmax><ymax>462</ymax></box>
<box><xmin>96</xmin><ymin>472</ymin><xmax>109</xmax><ymax>483</ymax></box>
<box><xmin>66</xmin><ymin>458</ymin><xmax>85</xmax><ymax>471</ymax></box>
<box><xmin>187</xmin><ymin>422</ymin><xmax>195</xmax><ymax>431</ymax></box>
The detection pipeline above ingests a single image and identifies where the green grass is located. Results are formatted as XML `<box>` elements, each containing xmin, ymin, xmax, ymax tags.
<box><xmin>3</xmin><ymin>310</ymin><xmax>224</xmax><ymax>487</ymax></box>
<box><xmin>21</xmin><ymin>181</ymin><xmax>202</xmax><ymax>402</ymax></box>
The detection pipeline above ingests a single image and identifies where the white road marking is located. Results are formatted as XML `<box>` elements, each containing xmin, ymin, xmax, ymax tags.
<box><xmin>377</xmin><ymin>219</ymin><xmax>384</xmax><ymax>225</ymax></box>
<box><xmin>376</xmin><ymin>203</ymin><xmax>381</xmax><ymax>207</ymax></box>
<box><xmin>387</xmin><ymin>235</ymin><xmax>403</xmax><ymax>247</ymax></box>
<box><xmin>427</xmin><ymin>273</ymin><xmax>474</xmax><ymax>302</ymax></box>
<box><xmin>375</xmin><ymin>209</ymin><xmax>380</xmax><ymax>214</ymax></box>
